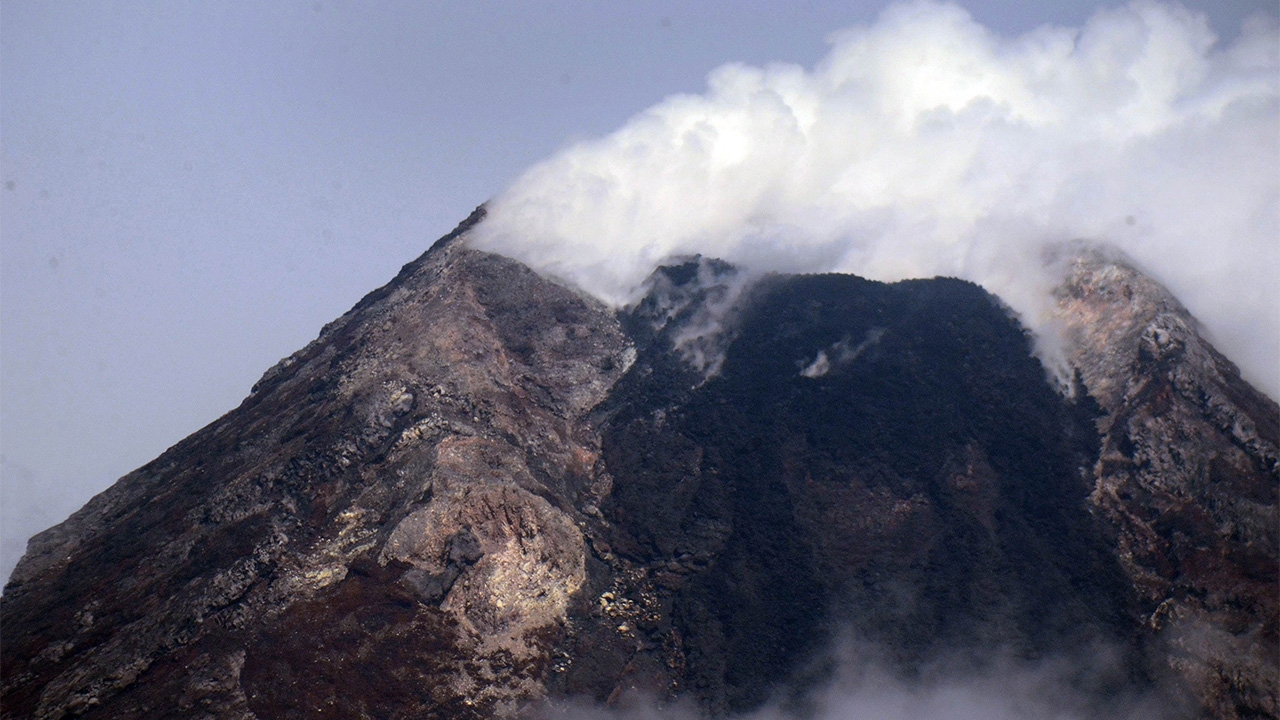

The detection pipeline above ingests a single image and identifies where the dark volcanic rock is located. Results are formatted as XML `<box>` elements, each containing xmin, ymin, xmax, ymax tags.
<box><xmin>2</xmin><ymin>220</ymin><xmax>1275</xmax><ymax>720</ymax></box>
<box><xmin>580</xmin><ymin>261</ymin><xmax>1144</xmax><ymax>715</ymax></box>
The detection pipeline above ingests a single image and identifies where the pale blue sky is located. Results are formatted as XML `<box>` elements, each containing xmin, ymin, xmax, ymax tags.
<box><xmin>2</xmin><ymin>0</ymin><xmax>1274</xmax><ymax>582</ymax></box>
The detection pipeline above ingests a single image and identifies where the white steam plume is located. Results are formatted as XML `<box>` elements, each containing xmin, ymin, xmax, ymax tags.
<box><xmin>472</xmin><ymin>1</ymin><xmax>1279</xmax><ymax>398</ymax></box>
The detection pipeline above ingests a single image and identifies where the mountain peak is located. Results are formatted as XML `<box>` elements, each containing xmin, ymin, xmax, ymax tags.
<box><xmin>2</xmin><ymin>222</ymin><xmax>1275</xmax><ymax>719</ymax></box>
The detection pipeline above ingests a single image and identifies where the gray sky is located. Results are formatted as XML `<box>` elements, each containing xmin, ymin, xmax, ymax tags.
<box><xmin>2</xmin><ymin>0</ymin><xmax>1274</xmax><ymax>583</ymax></box>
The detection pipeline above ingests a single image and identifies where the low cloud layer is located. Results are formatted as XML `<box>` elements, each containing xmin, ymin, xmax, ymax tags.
<box><xmin>541</xmin><ymin>639</ymin><xmax>1179</xmax><ymax>720</ymax></box>
<box><xmin>473</xmin><ymin>0</ymin><xmax>1279</xmax><ymax>398</ymax></box>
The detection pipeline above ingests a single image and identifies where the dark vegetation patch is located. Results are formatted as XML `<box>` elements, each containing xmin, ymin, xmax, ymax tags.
<box><xmin>596</xmin><ymin>268</ymin><xmax>1142</xmax><ymax>714</ymax></box>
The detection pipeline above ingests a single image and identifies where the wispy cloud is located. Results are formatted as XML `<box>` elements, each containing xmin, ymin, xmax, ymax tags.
<box><xmin>538</xmin><ymin>636</ymin><xmax>1180</xmax><ymax>720</ymax></box>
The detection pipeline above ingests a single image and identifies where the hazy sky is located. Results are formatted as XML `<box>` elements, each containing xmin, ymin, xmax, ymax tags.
<box><xmin>2</xmin><ymin>0</ymin><xmax>1275</xmax><ymax>583</ymax></box>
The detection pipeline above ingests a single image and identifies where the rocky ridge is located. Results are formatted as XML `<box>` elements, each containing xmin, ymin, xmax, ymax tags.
<box><xmin>3</xmin><ymin>208</ymin><xmax>635</xmax><ymax>718</ymax></box>
<box><xmin>1053</xmin><ymin>247</ymin><xmax>1279</xmax><ymax>719</ymax></box>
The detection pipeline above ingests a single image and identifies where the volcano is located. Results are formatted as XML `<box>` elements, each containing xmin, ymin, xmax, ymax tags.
<box><xmin>2</xmin><ymin>208</ymin><xmax>1276</xmax><ymax>719</ymax></box>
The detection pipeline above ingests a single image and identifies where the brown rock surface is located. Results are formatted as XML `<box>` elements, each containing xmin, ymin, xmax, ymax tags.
<box><xmin>1</xmin><ymin>207</ymin><xmax>634</xmax><ymax>719</ymax></box>
<box><xmin>1053</xmin><ymin>246</ymin><xmax>1279</xmax><ymax>719</ymax></box>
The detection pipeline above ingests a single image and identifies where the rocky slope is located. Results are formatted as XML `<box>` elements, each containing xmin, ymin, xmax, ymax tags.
<box><xmin>2</xmin><ymin>208</ymin><xmax>635</xmax><ymax>718</ymax></box>
<box><xmin>1053</xmin><ymin>247</ymin><xmax>1279</xmax><ymax>719</ymax></box>
<box><xmin>2</xmin><ymin>215</ymin><xmax>1275</xmax><ymax>719</ymax></box>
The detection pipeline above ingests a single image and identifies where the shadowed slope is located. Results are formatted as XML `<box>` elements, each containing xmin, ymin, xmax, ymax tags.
<box><xmin>588</xmin><ymin>262</ymin><xmax>1146</xmax><ymax>715</ymax></box>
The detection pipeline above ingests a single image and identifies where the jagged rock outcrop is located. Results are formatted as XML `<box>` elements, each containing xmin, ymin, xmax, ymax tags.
<box><xmin>1053</xmin><ymin>247</ymin><xmax>1279</xmax><ymax>720</ymax></box>
<box><xmin>2</xmin><ymin>219</ymin><xmax>1275</xmax><ymax>720</ymax></box>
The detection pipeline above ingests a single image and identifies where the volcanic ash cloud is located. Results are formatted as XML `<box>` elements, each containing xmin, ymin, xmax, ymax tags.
<box><xmin>472</xmin><ymin>0</ymin><xmax>1279</xmax><ymax>398</ymax></box>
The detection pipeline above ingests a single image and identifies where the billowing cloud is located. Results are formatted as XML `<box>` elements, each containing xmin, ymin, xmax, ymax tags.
<box><xmin>473</xmin><ymin>0</ymin><xmax>1279</xmax><ymax>398</ymax></box>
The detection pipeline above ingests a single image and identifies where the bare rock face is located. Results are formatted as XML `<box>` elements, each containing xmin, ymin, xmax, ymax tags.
<box><xmin>1053</xmin><ymin>248</ymin><xmax>1279</xmax><ymax>719</ymax></box>
<box><xmin>565</xmin><ymin>262</ymin><xmax>1148</xmax><ymax>717</ymax></box>
<box><xmin>1</xmin><ymin>207</ymin><xmax>634</xmax><ymax>719</ymax></box>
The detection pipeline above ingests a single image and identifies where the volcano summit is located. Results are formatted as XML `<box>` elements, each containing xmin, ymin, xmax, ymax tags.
<box><xmin>2</xmin><ymin>208</ymin><xmax>1275</xmax><ymax>720</ymax></box>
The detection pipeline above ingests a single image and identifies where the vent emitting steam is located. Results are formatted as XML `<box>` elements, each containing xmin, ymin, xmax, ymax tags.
<box><xmin>473</xmin><ymin>0</ymin><xmax>1279</xmax><ymax>398</ymax></box>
